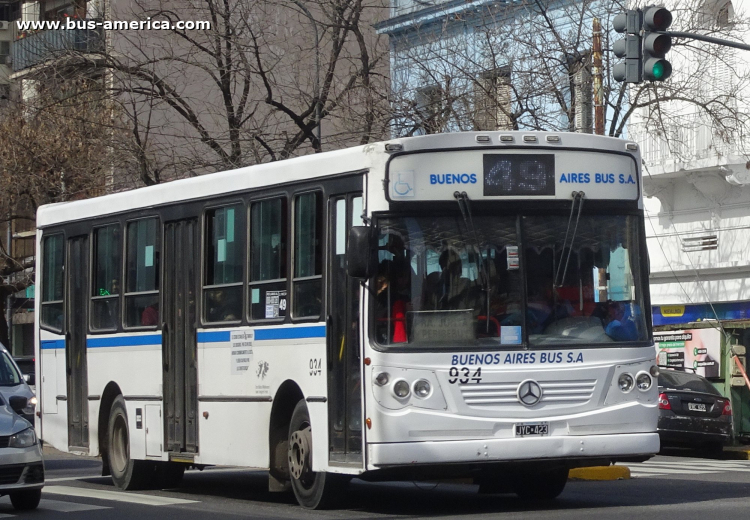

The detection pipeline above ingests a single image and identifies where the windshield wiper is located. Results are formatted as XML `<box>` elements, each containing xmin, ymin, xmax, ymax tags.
<box><xmin>454</xmin><ymin>191</ymin><xmax>491</xmax><ymax>333</ymax></box>
<box><xmin>554</xmin><ymin>191</ymin><xmax>585</xmax><ymax>289</ymax></box>
<box><xmin>0</xmin><ymin>382</ymin><xmax>22</xmax><ymax>387</ymax></box>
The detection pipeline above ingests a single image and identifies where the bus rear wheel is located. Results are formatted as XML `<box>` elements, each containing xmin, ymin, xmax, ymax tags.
<box><xmin>108</xmin><ymin>395</ymin><xmax>155</xmax><ymax>490</ymax></box>
<box><xmin>512</xmin><ymin>466</ymin><xmax>568</xmax><ymax>500</ymax></box>
<box><xmin>288</xmin><ymin>400</ymin><xmax>344</xmax><ymax>509</ymax></box>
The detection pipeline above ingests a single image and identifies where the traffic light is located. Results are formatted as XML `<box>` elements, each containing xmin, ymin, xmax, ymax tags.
<box><xmin>612</xmin><ymin>10</ymin><xmax>642</xmax><ymax>83</ymax></box>
<box><xmin>642</xmin><ymin>6</ymin><xmax>673</xmax><ymax>81</ymax></box>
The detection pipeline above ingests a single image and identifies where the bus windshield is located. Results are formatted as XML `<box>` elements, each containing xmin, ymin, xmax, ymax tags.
<box><xmin>372</xmin><ymin>213</ymin><xmax>648</xmax><ymax>348</ymax></box>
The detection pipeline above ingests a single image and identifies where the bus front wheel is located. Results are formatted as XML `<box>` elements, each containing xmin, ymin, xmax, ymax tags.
<box><xmin>287</xmin><ymin>400</ymin><xmax>344</xmax><ymax>509</ymax></box>
<box><xmin>108</xmin><ymin>395</ymin><xmax>155</xmax><ymax>490</ymax></box>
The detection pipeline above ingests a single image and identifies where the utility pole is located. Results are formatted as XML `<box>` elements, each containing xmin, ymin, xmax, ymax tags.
<box><xmin>592</xmin><ymin>18</ymin><xmax>604</xmax><ymax>135</ymax></box>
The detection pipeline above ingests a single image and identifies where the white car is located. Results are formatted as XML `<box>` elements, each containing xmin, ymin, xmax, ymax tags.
<box><xmin>0</xmin><ymin>395</ymin><xmax>43</xmax><ymax>510</ymax></box>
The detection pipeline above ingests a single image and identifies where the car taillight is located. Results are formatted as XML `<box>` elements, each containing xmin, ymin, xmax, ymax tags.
<box><xmin>722</xmin><ymin>400</ymin><xmax>732</xmax><ymax>415</ymax></box>
<box><xmin>658</xmin><ymin>393</ymin><xmax>671</xmax><ymax>410</ymax></box>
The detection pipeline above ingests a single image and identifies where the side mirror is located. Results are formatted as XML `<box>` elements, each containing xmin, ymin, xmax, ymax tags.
<box><xmin>22</xmin><ymin>374</ymin><xmax>29</xmax><ymax>383</ymax></box>
<box><xmin>347</xmin><ymin>227</ymin><xmax>376</xmax><ymax>279</ymax></box>
<box><xmin>8</xmin><ymin>396</ymin><xmax>28</xmax><ymax>415</ymax></box>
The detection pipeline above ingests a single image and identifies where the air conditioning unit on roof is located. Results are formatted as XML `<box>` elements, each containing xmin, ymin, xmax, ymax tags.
<box><xmin>0</xmin><ymin>21</ymin><xmax>10</xmax><ymax>30</ymax></box>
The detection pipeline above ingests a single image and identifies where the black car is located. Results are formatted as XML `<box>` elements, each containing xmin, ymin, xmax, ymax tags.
<box><xmin>657</xmin><ymin>369</ymin><xmax>733</xmax><ymax>452</ymax></box>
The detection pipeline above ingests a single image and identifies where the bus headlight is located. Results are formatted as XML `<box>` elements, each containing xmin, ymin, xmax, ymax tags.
<box><xmin>650</xmin><ymin>365</ymin><xmax>660</xmax><ymax>377</ymax></box>
<box><xmin>393</xmin><ymin>380</ymin><xmax>410</xmax><ymax>398</ymax></box>
<box><xmin>374</xmin><ymin>372</ymin><xmax>390</xmax><ymax>386</ymax></box>
<box><xmin>618</xmin><ymin>373</ymin><xmax>634</xmax><ymax>393</ymax></box>
<box><xmin>413</xmin><ymin>379</ymin><xmax>431</xmax><ymax>398</ymax></box>
<box><xmin>636</xmin><ymin>372</ymin><xmax>653</xmax><ymax>391</ymax></box>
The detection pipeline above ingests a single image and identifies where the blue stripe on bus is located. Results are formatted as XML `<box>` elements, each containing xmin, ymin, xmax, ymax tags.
<box><xmin>255</xmin><ymin>326</ymin><xmax>326</xmax><ymax>340</ymax></box>
<box><xmin>87</xmin><ymin>335</ymin><xmax>162</xmax><ymax>348</ymax></box>
<box><xmin>197</xmin><ymin>331</ymin><xmax>231</xmax><ymax>343</ymax></box>
<box><xmin>196</xmin><ymin>326</ymin><xmax>326</xmax><ymax>343</ymax></box>
<box><xmin>41</xmin><ymin>340</ymin><xmax>65</xmax><ymax>350</ymax></box>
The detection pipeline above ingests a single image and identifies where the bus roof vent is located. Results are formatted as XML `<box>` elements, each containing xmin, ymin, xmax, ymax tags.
<box><xmin>523</xmin><ymin>135</ymin><xmax>538</xmax><ymax>143</ymax></box>
<box><xmin>499</xmin><ymin>135</ymin><xmax>514</xmax><ymax>142</ymax></box>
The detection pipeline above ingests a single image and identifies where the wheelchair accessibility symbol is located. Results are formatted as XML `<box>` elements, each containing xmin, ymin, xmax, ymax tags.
<box><xmin>392</xmin><ymin>171</ymin><xmax>415</xmax><ymax>197</ymax></box>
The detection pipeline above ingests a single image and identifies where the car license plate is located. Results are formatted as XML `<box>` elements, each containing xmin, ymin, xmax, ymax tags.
<box><xmin>688</xmin><ymin>403</ymin><xmax>707</xmax><ymax>412</ymax></box>
<box><xmin>515</xmin><ymin>423</ymin><xmax>549</xmax><ymax>437</ymax></box>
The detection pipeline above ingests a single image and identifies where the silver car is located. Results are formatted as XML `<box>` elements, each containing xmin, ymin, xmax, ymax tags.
<box><xmin>0</xmin><ymin>395</ymin><xmax>44</xmax><ymax>510</ymax></box>
<box><xmin>0</xmin><ymin>347</ymin><xmax>36</xmax><ymax>424</ymax></box>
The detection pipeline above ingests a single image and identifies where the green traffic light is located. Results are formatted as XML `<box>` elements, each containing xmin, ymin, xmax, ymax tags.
<box><xmin>653</xmin><ymin>61</ymin><xmax>664</xmax><ymax>79</ymax></box>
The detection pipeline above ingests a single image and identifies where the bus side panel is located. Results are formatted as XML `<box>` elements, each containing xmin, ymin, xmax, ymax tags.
<box><xmin>196</xmin><ymin>329</ymin><xmax>328</xmax><ymax>469</ymax></box>
<box><xmin>39</xmin><ymin>335</ymin><xmax>68</xmax><ymax>452</ymax></box>
<box><xmin>87</xmin><ymin>337</ymin><xmax>163</xmax><ymax>461</ymax></box>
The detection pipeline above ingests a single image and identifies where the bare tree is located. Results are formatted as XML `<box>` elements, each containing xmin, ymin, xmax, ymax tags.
<box><xmin>78</xmin><ymin>0</ymin><xmax>393</xmax><ymax>183</ymax></box>
<box><xmin>385</xmin><ymin>0</ymin><xmax>750</xmax><ymax>159</ymax></box>
<box><xmin>0</xmin><ymin>83</ymin><xmax>118</xmax><ymax>346</ymax></box>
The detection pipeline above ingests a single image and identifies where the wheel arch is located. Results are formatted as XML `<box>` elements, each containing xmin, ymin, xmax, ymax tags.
<box><xmin>98</xmin><ymin>381</ymin><xmax>123</xmax><ymax>476</ymax></box>
<box><xmin>268</xmin><ymin>379</ymin><xmax>305</xmax><ymax>490</ymax></box>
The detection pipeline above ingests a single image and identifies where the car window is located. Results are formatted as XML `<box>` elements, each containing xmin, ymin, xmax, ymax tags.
<box><xmin>658</xmin><ymin>370</ymin><xmax>720</xmax><ymax>395</ymax></box>
<box><xmin>0</xmin><ymin>353</ymin><xmax>22</xmax><ymax>386</ymax></box>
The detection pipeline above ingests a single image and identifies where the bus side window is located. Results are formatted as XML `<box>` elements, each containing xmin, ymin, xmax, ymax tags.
<box><xmin>124</xmin><ymin>218</ymin><xmax>160</xmax><ymax>328</ymax></box>
<box><xmin>91</xmin><ymin>224</ymin><xmax>121</xmax><ymax>331</ymax></box>
<box><xmin>204</xmin><ymin>205</ymin><xmax>244</xmax><ymax>323</ymax></box>
<box><xmin>249</xmin><ymin>197</ymin><xmax>287</xmax><ymax>321</ymax></box>
<box><xmin>292</xmin><ymin>191</ymin><xmax>322</xmax><ymax>319</ymax></box>
<box><xmin>41</xmin><ymin>234</ymin><xmax>65</xmax><ymax>331</ymax></box>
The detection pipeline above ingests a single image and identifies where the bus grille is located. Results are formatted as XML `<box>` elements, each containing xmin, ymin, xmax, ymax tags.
<box><xmin>461</xmin><ymin>379</ymin><xmax>597</xmax><ymax>407</ymax></box>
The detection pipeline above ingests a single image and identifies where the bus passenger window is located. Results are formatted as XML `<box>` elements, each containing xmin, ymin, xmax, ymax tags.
<box><xmin>124</xmin><ymin>218</ymin><xmax>160</xmax><ymax>328</ymax></box>
<box><xmin>204</xmin><ymin>205</ymin><xmax>243</xmax><ymax>322</ymax></box>
<box><xmin>292</xmin><ymin>192</ymin><xmax>322</xmax><ymax>318</ymax></box>
<box><xmin>91</xmin><ymin>224</ymin><xmax>121</xmax><ymax>331</ymax></box>
<box><xmin>249</xmin><ymin>197</ymin><xmax>287</xmax><ymax>321</ymax></box>
<box><xmin>41</xmin><ymin>234</ymin><xmax>65</xmax><ymax>331</ymax></box>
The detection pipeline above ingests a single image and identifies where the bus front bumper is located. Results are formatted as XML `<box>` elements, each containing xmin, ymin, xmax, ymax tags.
<box><xmin>368</xmin><ymin>432</ymin><xmax>659</xmax><ymax>468</ymax></box>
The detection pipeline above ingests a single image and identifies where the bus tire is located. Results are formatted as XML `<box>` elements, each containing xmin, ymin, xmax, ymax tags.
<box><xmin>288</xmin><ymin>400</ymin><xmax>344</xmax><ymax>509</ymax></box>
<box><xmin>512</xmin><ymin>466</ymin><xmax>568</xmax><ymax>500</ymax></box>
<box><xmin>108</xmin><ymin>395</ymin><xmax>155</xmax><ymax>490</ymax></box>
<box><xmin>10</xmin><ymin>489</ymin><xmax>41</xmax><ymax>510</ymax></box>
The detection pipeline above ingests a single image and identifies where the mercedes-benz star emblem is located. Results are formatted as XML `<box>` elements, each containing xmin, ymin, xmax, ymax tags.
<box><xmin>517</xmin><ymin>380</ymin><xmax>543</xmax><ymax>406</ymax></box>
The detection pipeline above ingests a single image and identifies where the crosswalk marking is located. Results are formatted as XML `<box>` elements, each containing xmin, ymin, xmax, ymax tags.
<box><xmin>43</xmin><ymin>486</ymin><xmax>198</xmax><ymax>506</ymax></box>
<box><xmin>621</xmin><ymin>458</ymin><xmax>750</xmax><ymax>479</ymax></box>
<box><xmin>39</xmin><ymin>499</ymin><xmax>111</xmax><ymax>512</ymax></box>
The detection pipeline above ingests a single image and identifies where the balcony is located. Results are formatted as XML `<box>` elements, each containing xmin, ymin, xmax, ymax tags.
<box><xmin>11</xmin><ymin>25</ymin><xmax>103</xmax><ymax>72</ymax></box>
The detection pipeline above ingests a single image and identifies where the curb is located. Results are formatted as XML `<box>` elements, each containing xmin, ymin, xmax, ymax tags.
<box><xmin>722</xmin><ymin>449</ymin><xmax>750</xmax><ymax>460</ymax></box>
<box><xmin>569</xmin><ymin>465</ymin><xmax>631</xmax><ymax>481</ymax></box>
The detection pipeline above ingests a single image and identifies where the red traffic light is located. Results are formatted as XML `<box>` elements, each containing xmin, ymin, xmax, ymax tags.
<box><xmin>643</xmin><ymin>7</ymin><xmax>673</xmax><ymax>31</ymax></box>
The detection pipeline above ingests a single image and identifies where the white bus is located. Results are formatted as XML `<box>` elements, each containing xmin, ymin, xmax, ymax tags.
<box><xmin>35</xmin><ymin>131</ymin><xmax>658</xmax><ymax>508</ymax></box>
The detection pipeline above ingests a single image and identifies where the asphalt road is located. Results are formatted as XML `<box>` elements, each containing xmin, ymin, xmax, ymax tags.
<box><xmin>2</xmin><ymin>447</ymin><xmax>750</xmax><ymax>519</ymax></box>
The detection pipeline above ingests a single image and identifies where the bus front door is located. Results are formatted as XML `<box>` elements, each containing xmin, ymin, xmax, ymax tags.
<box><xmin>327</xmin><ymin>193</ymin><xmax>363</xmax><ymax>464</ymax></box>
<box><xmin>66</xmin><ymin>234</ymin><xmax>90</xmax><ymax>450</ymax></box>
<box><xmin>163</xmin><ymin>219</ymin><xmax>199</xmax><ymax>454</ymax></box>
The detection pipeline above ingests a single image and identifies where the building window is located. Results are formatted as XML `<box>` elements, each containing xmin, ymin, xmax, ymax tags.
<box><xmin>91</xmin><ymin>224</ymin><xmax>120</xmax><ymax>331</ymax></box>
<box><xmin>293</xmin><ymin>192</ymin><xmax>322</xmax><ymax>318</ymax></box>
<box><xmin>474</xmin><ymin>67</ymin><xmax>512</xmax><ymax>131</ymax></box>
<box><xmin>249</xmin><ymin>197</ymin><xmax>287</xmax><ymax>321</ymax></box>
<box><xmin>124</xmin><ymin>218</ymin><xmax>159</xmax><ymax>327</ymax></box>
<box><xmin>717</xmin><ymin>1</ymin><xmax>733</xmax><ymax>26</ymax></box>
<box><xmin>41</xmin><ymin>234</ymin><xmax>64</xmax><ymax>331</ymax></box>
<box><xmin>204</xmin><ymin>204</ymin><xmax>243</xmax><ymax>323</ymax></box>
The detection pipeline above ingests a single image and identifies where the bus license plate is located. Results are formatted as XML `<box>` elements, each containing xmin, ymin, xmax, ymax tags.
<box><xmin>688</xmin><ymin>403</ymin><xmax>707</xmax><ymax>412</ymax></box>
<box><xmin>515</xmin><ymin>423</ymin><xmax>549</xmax><ymax>437</ymax></box>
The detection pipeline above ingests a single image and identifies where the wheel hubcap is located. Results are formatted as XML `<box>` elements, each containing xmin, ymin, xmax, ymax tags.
<box><xmin>288</xmin><ymin>426</ymin><xmax>312</xmax><ymax>482</ymax></box>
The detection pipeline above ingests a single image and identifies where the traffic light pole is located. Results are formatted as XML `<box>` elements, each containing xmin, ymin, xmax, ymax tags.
<box><xmin>665</xmin><ymin>31</ymin><xmax>750</xmax><ymax>52</ymax></box>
